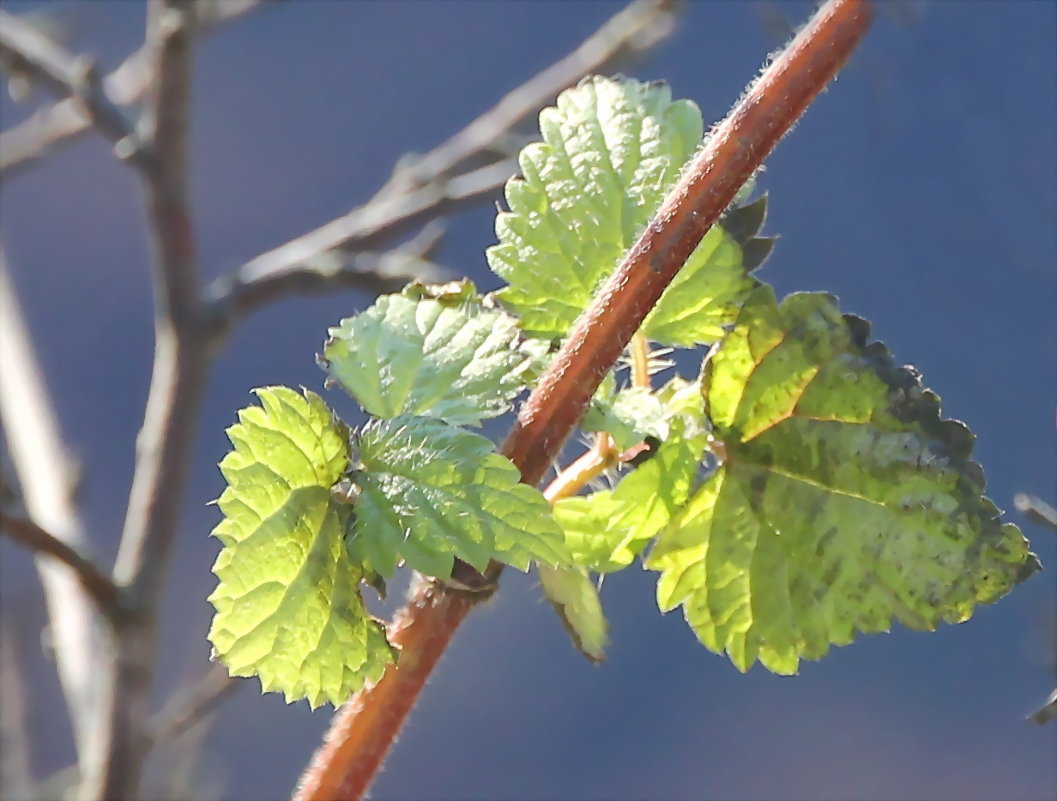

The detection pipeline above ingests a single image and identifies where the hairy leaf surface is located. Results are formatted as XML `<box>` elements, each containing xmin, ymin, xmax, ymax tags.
<box><xmin>647</xmin><ymin>287</ymin><xmax>1040</xmax><ymax>674</ymax></box>
<box><xmin>487</xmin><ymin>75</ymin><xmax>760</xmax><ymax>346</ymax></box>
<box><xmin>351</xmin><ymin>415</ymin><xmax>571</xmax><ymax>577</ymax></box>
<box><xmin>323</xmin><ymin>293</ymin><xmax>530</xmax><ymax>426</ymax></box>
<box><xmin>207</xmin><ymin>387</ymin><xmax>394</xmax><ymax>708</ymax></box>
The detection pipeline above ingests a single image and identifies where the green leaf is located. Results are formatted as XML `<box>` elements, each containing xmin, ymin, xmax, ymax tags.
<box><xmin>487</xmin><ymin>75</ymin><xmax>760</xmax><ymax>346</ymax></box>
<box><xmin>647</xmin><ymin>286</ymin><xmax>1041</xmax><ymax>674</ymax></box>
<box><xmin>538</xmin><ymin>566</ymin><xmax>609</xmax><ymax>663</ymax></box>
<box><xmin>554</xmin><ymin>378</ymin><xmax>708</xmax><ymax>573</ymax></box>
<box><xmin>350</xmin><ymin>415</ymin><xmax>571</xmax><ymax>578</ymax></box>
<box><xmin>323</xmin><ymin>292</ymin><xmax>531</xmax><ymax>426</ymax></box>
<box><xmin>582</xmin><ymin>385</ymin><xmax>670</xmax><ymax>452</ymax></box>
<box><xmin>207</xmin><ymin>387</ymin><xmax>395</xmax><ymax>708</ymax></box>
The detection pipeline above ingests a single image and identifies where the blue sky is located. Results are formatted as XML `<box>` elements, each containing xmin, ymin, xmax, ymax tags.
<box><xmin>1</xmin><ymin>2</ymin><xmax>1054</xmax><ymax>799</ymax></box>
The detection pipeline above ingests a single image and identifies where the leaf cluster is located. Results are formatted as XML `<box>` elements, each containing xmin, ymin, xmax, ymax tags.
<box><xmin>207</xmin><ymin>77</ymin><xmax>1039</xmax><ymax>706</ymax></box>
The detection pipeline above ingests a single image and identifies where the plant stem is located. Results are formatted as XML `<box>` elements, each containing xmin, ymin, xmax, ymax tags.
<box><xmin>544</xmin><ymin>438</ymin><xmax>619</xmax><ymax>503</ymax></box>
<box><xmin>630</xmin><ymin>332</ymin><xmax>652</xmax><ymax>388</ymax></box>
<box><xmin>293</xmin><ymin>2</ymin><xmax>871</xmax><ymax>798</ymax></box>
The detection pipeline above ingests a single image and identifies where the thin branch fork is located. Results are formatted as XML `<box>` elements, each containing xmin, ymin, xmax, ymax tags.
<box><xmin>0</xmin><ymin>0</ymin><xmax>271</xmax><ymax>177</ymax></box>
<box><xmin>0</xmin><ymin>8</ymin><xmax>151</xmax><ymax>169</ymax></box>
<box><xmin>0</xmin><ymin>514</ymin><xmax>121</xmax><ymax>620</ymax></box>
<box><xmin>294</xmin><ymin>1</ymin><xmax>872</xmax><ymax>799</ymax></box>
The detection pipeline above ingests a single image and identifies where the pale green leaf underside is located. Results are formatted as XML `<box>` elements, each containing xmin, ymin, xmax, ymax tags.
<box><xmin>350</xmin><ymin>415</ymin><xmax>571</xmax><ymax>578</ymax></box>
<box><xmin>323</xmin><ymin>293</ymin><xmax>530</xmax><ymax>426</ymax></box>
<box><xmin>647</xmin><ymin>286</ymin><xmax>1040</xmax><ymax>674</ymax></box>
<box><xmin>538</xmin><ymin>566</ymin><xmax>609</xmax><ymax>663</ymax></box>
<box><xmin>208</xmin><ymin>387</ymin><xmax>394</xmax><ymax>708</ymax></box>
<box><xmin>487</xmin><ymin>75</ymin><xmax>755</xmax><ymax>346</ymax></box>
<box><xmin>554</xmin><ymin>378</ymin><xmax>707</xmax><ymax>573</ymax></box>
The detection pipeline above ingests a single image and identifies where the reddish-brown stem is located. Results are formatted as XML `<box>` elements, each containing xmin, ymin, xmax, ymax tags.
<box><xmin>293</xmin><ymin>578</ymin><xmax>475</xmax><ymax>801</ymax></box>
<box><xmin>504</xmin><ymin>0</ymin><xmax>871</xmax><ymax>487</ymax></box>
<box><xmin>293</xmin><ymin>2</ymin><xmax>871</xmax><ymax>798</ymax></box>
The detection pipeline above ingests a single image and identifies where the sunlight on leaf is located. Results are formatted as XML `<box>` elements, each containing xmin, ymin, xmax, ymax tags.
<box><xmin>323</xmin><ymin>291</ymin><xmax>532</xmax><ymax>426</ymax></box>
<box><xmin>646</xmin><ymin>286</ymin><xmax>1041</xmax><ymax>674</ymax></box>
<box><xmin>487</xmin><ymin>75</ymin><xmax>761</xmax><ymax>346</ymax></box>
<box><xmin>207</xmin><ymin>387</ymin><xmax>394</xmax><ymax>708</ymax></box>
<box><xmin>351</xmin><ymin>415</ymin><xmax>571</xmax><ymax>578</ymax></box>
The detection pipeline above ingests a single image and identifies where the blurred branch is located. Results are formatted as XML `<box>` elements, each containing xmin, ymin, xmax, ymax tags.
<box><xmin>376</xmin><ymin>0</ymin><xmax>680</xmax><ymax>197</ymax></box>
<box><xmin>210</xmin><ymin>0</ymin><xmax>680</xmax><ymax>330</ymax></box>
<box><xmin>202</xmin><ymin>162</ymin><xmax>506</xmax><ymax>332</ymax></box>
<box><xmin>0</xmin><ymin>618</ymin><xmax>33</xmax><ymax>801</ymax></box>
<box><xmin>0</xmin><ymin>0</ymin><xmax>270</xmax><ymax>177</ymax></box>
<box><xmin>1015</xmin><ymin>493</ymin><xmax>1057</xmax><ymax>533</ymax></box>
<box><xmin>89</xmin><ymin>1</ymin><xmax>208</xmax><ymax>798</ymax></box>
<box><xmin>0</xmin><ymin>8</ymin><xmax>151</xmax><ymax>169</ymax></box>
<box><xmin>147</xmin><ymin>663</ymin><xmax>241</xmax><ymax>748</ymax></box>
<box><xmin>0</xmin><ymin>251</ymin><xmax>107</xmax><ymax>772</ymax></box>
<box><xmin>0</xmin><ymin>514</ymin><xmax>120</xmax><ymax>620</ymax></box>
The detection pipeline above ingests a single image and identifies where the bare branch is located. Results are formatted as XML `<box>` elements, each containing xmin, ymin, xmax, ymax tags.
<box><xmin>376</xmin><ymin>0</ymin><xmax>680</xmax><ymax>197</ymax></box>
<box><xmin>0</xmin><ymin>0</ymin><xmax>270</xmax><ymax>177</ymax></box>
<box><xmin>0</xmin><ymin>251</ymin><xmax>108</xmax><ymax>771</ymax></box>
<box><xmin>204</xmin><ymin>158</ymin><xmax>513</xmax><ymax>329</ymax></box>
<box><xmin>0</xmin><ymin>8</ymin><xmax>150</xmax><ymax>168</ymax></box>
<box><xmin>210</xmin><ymin>0</ymin><xmax>680</xmax><ymax>327</ymax></box>
<box><xmin>0</xmin><ymin>514</ymin><xmax>121</xmax><ymax>619</ymax></box>
<box><xmin>147</xmin><ymin>664</ymin><xmax>241</xmax><ymax>748</ymax></box>
<box><xmin>87</xmin><ymin>2</ymin><xmax>209</xmax><ymax>798</ymax></box>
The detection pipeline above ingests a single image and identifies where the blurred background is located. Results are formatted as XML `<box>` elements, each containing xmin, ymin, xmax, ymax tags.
<box><xmin>1</xmin><ymin>1</ymin><xmax>1054</xmax><ymax>799</ymax></box>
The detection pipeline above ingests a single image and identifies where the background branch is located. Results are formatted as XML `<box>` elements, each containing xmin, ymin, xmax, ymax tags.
<box><xmin>86</xmin><ymin>1</ymin><xmax>207</xmax><ymax>798</ymax></box>
<box><xmin>0</xmin><ymin>250</ymin><xmax>108</xmax><ymax>772</ymax></box>
<box><xmin>0</xmin><ymin>0</ymin><xmax>270</xmax><ymax>177</ymax></box>
<box><xmin>0</xmin><ymin>8</ymin><xmax>149</xmax><ymax>168</ymax></box>
<box><xmin>0</xmin><ymin>513</ymin><xmax>120</xmax><ymax>619</ymax></box>
<box><xmin>208</xmin><ymin>0</ymin><xmax>681</xmax><ymax>329</ymax></box>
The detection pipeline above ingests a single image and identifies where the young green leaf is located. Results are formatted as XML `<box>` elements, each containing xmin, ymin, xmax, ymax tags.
<box><xmin>538</xmin><ymin>566</ymin><xmax>609</xmax><ymax>663</ymax></box>
<box><xmin>207</xmin><ymin>387</ymin><xmax>395</xmax><ymax>708</ymax></box>
<box><xmin>322</xmin><ymin>292</ymin><xmax>531</xmax><ymax>427</ymax></box>
<box><xmin>486</xmin><ymin>75</ymin><xmax>761</xmax><ymax>346</ymax></box>
<box><xmin>581</xmin><ymin>385</ymin><xmax>670</xmax><ymax>452</ymax></box>
<box><xmin>349</xmin><ymin>415</ymin><xmax>571</xmax><ymax>578</ymax></box>
<box><xmin>554</xmin><ymin>378</ymin><xmax>708</xmax><ymax>573</ymax></box>
<box><xmin>647</xmin><ymin>286</ymin><xmax>1041</xmax><ymax>675</ymax></box>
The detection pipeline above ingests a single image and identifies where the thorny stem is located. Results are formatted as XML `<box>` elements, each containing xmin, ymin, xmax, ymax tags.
<box><xmin>544</xmin><ymin>437</ymin><xmax>619</xmax><ymax>504</ymax></box>
<box><xmin>293</xmin><ymin>2</ymin><xmax>872</xmax><ymax>799</ymax></box>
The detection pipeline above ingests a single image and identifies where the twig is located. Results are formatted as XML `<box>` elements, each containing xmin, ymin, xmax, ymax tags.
<box><xmin>0</xmin><ymin>0</ymin><xmax>270</xmax><ymax>177</ymax></box>
<box><xmin>147</xmin><ymin>663</ymin><xmax>241</xmax><ymax>747</ymax></box>
<box><xmin>0</xmin><ymin>251</ymin><xmax>107</xmax><ymax>770</ymax></box>
<box><xmin>0</xmin><ymin>513</ymin><xmax>121</xmax><ymax>619</ymax></box>
<box><xmin>375</xmin><ymin>0</ymin><xmax>680</xmax><ymax>197</ymax></box>
<box><xmin>1015</xmin><ymin>493</ymin><xmax>1057</xmax><ymax>533</ymax></box>
<box><xmin>0</xmin><ymin>8</ymin><xmax>150</xmax><ymax>169</ymax></box>
<box><xmin>211</xmin><ymin>0</ymin><xmax>680</xmax><ymax>329</ymax></box>
<box><xmin>204</xmin><ymin>159</ymin><xmax>515</xmax><ymax>330</ymax></box>
<box><xmin>86</xmin><ymin>3</ymin><xmax>208</xmax><ymax>799</ymax></box>
<box><xmin>293</xmin><ymin>2</ymin><xmax>872</xmax><ymax>799</ymax></box>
